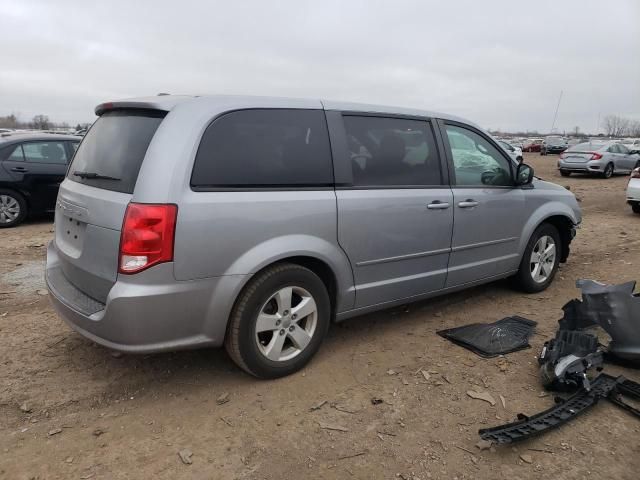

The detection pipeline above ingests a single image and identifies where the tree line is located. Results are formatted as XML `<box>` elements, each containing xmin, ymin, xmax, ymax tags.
<box><xmin>601</xmin><ymin>115</ymin><xmax>640</xmax><ymax>138</ymax></box>
<box><xmin>0</xmin><ymin>113</ymin><xmax>90</xmax><ymax>132</ymax></box>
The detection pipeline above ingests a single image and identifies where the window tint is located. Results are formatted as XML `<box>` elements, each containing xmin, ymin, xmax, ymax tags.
<box><xmin>22</xmin><ymin>142</ymin><xmax>69</xmax><ymax>164</ymax></box>
<box><xmin>342</xmin><ymin>116</ymin><xmax>442</xmax><ymax>186</ymax></box>
<box><xmin>618</xmin><ymin>144</ymin><xmax>629</xmax><ymax>154</ymax></box>
<box><xmin>192</xmin><ymin>109</ymin><xmax>333</xmax><ymax>188</ymax></box>
<box><xmin>607</xmin><ymin>144</ymin><xmax>618</xmax><ymax>153</ymax></box>
<box><xmin>445</xmin><ymin>125</ymin><xmax>513</xmax><ymax>186</ymax></box>
<box><xmin>69</xmin><ymin>141</ymin><xmax>80</xmax><ymax>153</ymax></box>
<box><xmin>68</xmin><ymin>110</ymin><xmax>165</xmax><ymax>194</ymax></box>
<box><xmin>6</xmin><ymin>145</ymin><xmax>25</xmax><ymax>161</ymax></box>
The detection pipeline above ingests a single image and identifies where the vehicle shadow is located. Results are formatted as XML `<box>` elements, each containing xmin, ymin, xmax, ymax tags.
<box><xmin>53</xmin><ymin>278</ymin><xmax>518</xmax><ymax>399</ymax></box>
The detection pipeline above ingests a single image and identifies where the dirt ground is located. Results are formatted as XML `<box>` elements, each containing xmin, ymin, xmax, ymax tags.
<box><xmin>1</xmin><ymin>153</ymin><xmax>639</xmax><ymax>480</ymax></box>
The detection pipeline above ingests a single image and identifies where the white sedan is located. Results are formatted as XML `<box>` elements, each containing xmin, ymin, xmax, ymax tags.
<box><xmin>498</xmin><ymin>140</ymin><xmax>524</xmax><ymax>163</ymax></box>
<box><xmin>627</xmin><ymin>168</ymin><xmax>640</xmax><ymax>214</ymax></box>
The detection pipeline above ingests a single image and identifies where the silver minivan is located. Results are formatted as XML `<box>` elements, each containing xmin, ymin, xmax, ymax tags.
<box><xmin>46</xmin><ymin>95</ymin><xmax>581</xmax><ymax>378</ymax></box>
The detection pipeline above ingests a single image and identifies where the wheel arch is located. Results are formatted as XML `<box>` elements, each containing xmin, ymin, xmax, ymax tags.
<box><xmin>223</xmin><ymin>235</ymin><xmax>356</xmax><ymax>317</ymax></box>
<box><xmin>519</xmin><ymin>204</ymin><xmax>579</xmax><ymax>264</ymax></box>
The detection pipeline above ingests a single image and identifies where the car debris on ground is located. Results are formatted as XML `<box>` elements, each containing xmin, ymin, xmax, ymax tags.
<box><xmin>478</xmin><ymin>279</ymin><xmax>640</xmax><ymax>444</ymax></box>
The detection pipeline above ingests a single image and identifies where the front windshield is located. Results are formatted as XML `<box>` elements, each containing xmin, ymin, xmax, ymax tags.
<box><xmin>545</xmin><ymin>137</ymin><xmax>565</xmax><ymax>146</ymax></box>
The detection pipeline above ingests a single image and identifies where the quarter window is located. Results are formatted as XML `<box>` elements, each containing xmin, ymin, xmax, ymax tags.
<box><xmin>22</xmin><ymin>142</ymin><xmax>69</xmax><ymax>165</ymax></box>
<box><xmin>342</xmin><ymin>115</ymin><xmax>442</xmax><ymax>186</ymax></box>
<box><xmin>6</xmin><ymin>145</ymin><xmax>25</xmax><ymax>161</ymax></box>
<box><xmin>445</xmin><ymin>125</ymin><xmax>513</xmax><ymax>186</ymax></box>
<box><xmin>191</xmin><ymin>109</ymin><xmax>333</xmax><ymax>188</ymax></box>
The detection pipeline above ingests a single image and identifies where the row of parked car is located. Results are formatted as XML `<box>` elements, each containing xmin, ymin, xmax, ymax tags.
<box><xmin>495</xmin><ymin>135</ymin><xmax>640</xmax><ymax>214</ymax></box>
<box><xmin>500</xmin><ymin>135</ymin><xmax>640</xmax><ymax>156</ymax></box>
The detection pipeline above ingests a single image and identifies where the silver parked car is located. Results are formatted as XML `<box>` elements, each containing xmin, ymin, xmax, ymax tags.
<box><xmin>46</xmin><ymin>95</ymin><xmax>581</xmax><ymax>378</ymax></box>
<box><xmin>558</xmin><ymin>141</ymin><xmax>640</xmax><ymax>178</ymax></box>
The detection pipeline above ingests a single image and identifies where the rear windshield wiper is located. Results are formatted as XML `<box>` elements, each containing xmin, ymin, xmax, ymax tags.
<box><xmin>73</xmin><ymin>171</ymin><xmax>121</xmax><ymax>181</ymax></box>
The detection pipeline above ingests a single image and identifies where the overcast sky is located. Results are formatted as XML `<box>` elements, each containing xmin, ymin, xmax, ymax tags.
<box><xmin>1</xmin><ymin>0</ymin><xmax>638</xmax><ymax>133</ymax></box>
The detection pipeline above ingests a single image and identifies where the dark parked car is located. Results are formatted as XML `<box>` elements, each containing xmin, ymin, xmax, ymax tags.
<box><xmin>541</xmin><ymin>136</ymin><xmax>568</xmax><ymax>155</ymax></box>
<box><xmin>0</xmin><ymin>133</ymin><xmax>81</xmax><ymax>227</ymax></box>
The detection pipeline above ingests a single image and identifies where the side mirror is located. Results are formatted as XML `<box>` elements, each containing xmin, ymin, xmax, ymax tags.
<box><xmin>516</xmin><ymin>163</ymin><xmax>534</xmax><ymax>185</ymax></box>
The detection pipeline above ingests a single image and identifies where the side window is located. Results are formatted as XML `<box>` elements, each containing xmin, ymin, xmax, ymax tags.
<box><xmin>6</xmin><ymin>145</ymin><xmax>25</xmax><ymax>162</ymax></box>
<box><xmin>191</xmin><ymin>109</ymin><xmax>333</xmax><ymax>188</ymax></box>
<box><xmin>342</xmin><ymin>115</ymin><xmax>442</xmax><ymax>186</ymax></box>
<box><xmin>22</xmin><ymin>142</ymin><xmax>69</xmax><ymax>165</ymax></box>
<box><xmin>618</xmin><ymin>144</ymin><xmax>629</xmax><ymax>154</ymax></box>
<box><xmin>69</xmin><ymin>141</ymin><xmax>80</xmax><ymax>153</ymax></box>
<box><xmin>445</xmin><ymin>125</ymin><xmax>513</xmax><ymax>187</ymax></box>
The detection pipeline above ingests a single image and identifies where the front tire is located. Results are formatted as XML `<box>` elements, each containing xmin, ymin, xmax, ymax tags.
<box><xmin>225</xmin><ymin>263</ymin><xmax>331</xmax><ymax>379</ymax></box>
<box><xmin>0</xmin><ymin>189</ymin><xmax>27</xmax><ymax>228</ymax></box>
<box><xmin>632</xmin><ymin>203</ymin><xmax>640</xmax><ymax>214</ymax></box>
<box><xmin>514</xmin><ymin>223</ymin><xmax>561</xmax><ymax>293</ymax></box>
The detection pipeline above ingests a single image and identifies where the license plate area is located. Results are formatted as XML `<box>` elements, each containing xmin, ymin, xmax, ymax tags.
<box><xmin>55</xmin><ymin>209</ymin><xmax>87</xmax><ymax>258</ymax></box>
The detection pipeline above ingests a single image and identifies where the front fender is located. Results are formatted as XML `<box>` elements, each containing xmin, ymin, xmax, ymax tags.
<box><xmin>224</xmin><ymin>234</ymin><xmax>355</xmax><ymax>313</ymax></box>
<box><xmin>518</xmin><ymin>200</ymin><xmax>580</xmax><ymax>257</ymax></box>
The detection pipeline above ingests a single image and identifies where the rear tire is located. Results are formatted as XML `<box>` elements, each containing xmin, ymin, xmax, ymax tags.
<box><xmin>602</xmin><ymin>162</ymin><xmax>614</xmax><ymax>179</ymax></box>
<box><xmin>224</xmin><ymin>263</ymin><xmax>331</xmax><ymax>379</ymax></box>
<box><xmin>514</xmin><ymin>223</ymin><xmax>561</xmax><ymax>293</ymax></box>
<box><xmin>632</xmin><ymin>203</ymin><xmax>640</xmax><ymax>214</ymax></box>
<box><xmin>0</xmin><ymin>189</ymin><xmax>27</xmax><ymax>228</ymax></box>
<box><xmin>560</xmin><ymin>170</ymin><xmax>571</xmax><ymax>177</ymax></box>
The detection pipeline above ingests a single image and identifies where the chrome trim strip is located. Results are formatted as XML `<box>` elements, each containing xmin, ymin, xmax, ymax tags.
<box><xmin>451</xmin><ymin>236</ymin><xmax>518</xmax><ymax>253</ymax></box>
<box><xmin>356</xmin><ymin>247</ymin><xmax>452</xmax><ymax>267</ymax></box>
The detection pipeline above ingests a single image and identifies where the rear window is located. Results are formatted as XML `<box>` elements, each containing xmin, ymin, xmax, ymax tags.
<box><xmin>191</xmin><ymin>109</ymin><xmax>333</xmax><ymax>188</ymax></box>
<box><xmin>68</xmin><ymin>110</ymin><xmax>165</xmax><ymax>194</ymax></box>
<box><xmin>568</xmin><ymin>142</ymin><xmax>604</xmax><ymax>152</ymax></box>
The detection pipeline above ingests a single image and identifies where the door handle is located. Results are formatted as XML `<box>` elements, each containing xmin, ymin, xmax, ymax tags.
<box><xmin>458</xmin><ymin>199</ymin><xmax>479</xmax><ymax>208</ymax></box>
<box><xmin>427</xmin><ymin>201</ymin><xmax>450</xmax><ymax>210</ymax></box>
<box><xmin>11</xmin><ymin>167</ymin><xmax>28</xmax><ymax>172</ymax></box>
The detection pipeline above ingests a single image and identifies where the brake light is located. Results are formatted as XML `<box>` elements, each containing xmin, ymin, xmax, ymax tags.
<box><xmin>118</xmin><ymin>203</ymin><xmax>177</xmax><ymax>274</ymax></box>
<box><xmin>632</xmin><ymin>168</ymin><xmax>640</xmax><ymax>179</ymax></box>
<box><xmin>590</xmin><ymin>153</ymin><xmax>603</xmax><ymax>160</ymax></box>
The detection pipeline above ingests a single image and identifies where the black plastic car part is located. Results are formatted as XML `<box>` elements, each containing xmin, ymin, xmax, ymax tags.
<box><xmin>478</xmin><ymin>374</ymin><xmax>625</xmax><ymax>444</ymax></box>
<box><xmin>436</xmin><ymin>316</ymin><xmax>536</xmax><ymax>358</ymax></box>
<box><xmin>558</xmin><ymin>280</ymin><xmax>640</xmax><ymax>363</ymax></box>
<box><xmin>538</xmin><ymin>330</ymin><xmax>603</xmax><ymax>391</ymax></box>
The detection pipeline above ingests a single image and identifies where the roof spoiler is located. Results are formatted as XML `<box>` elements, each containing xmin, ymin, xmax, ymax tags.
<box><xmin>95</xmin><ymin>95</ymin><xmax>194</xmax><ymax>116</ymax></box>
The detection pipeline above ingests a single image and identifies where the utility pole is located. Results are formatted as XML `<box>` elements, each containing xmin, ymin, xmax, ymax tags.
<box><xmin>550</xmin><ymin>90</ymin><xmax>563</xmax><ymax>133</ymax></box>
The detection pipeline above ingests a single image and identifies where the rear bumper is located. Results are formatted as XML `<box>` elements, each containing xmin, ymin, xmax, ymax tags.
<box><xmin>627</xmin><ymin>181</ymin><xmax>640</xmax><ymax>203</ymax></box>
<box><xmin>46</xmin><ymin>241</ymin><xmax>248</xmax><ymax>353</ymax></box>
<box><xmin>557</xmin><ymin>159</ymin><xmax>605</xmax><ymax>173</ymax></box>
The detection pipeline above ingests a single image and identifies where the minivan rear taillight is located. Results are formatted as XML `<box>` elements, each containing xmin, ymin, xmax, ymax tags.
<box><xmin>118</xmin><ymin>203</ymin><xmax>177</xmax><ymax>274</ymax></box>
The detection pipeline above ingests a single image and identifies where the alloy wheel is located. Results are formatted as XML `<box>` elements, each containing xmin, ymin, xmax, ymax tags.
<box><xmin>604</xmin><ymin>163</ymin><xmax>614</xmax><ymax>178</ymax></box>
<box><xmin>254</xmin><ymin>286</ymin><xmax>318</xmax><ymax>362</ymax></box>
<box><xmin>0</xmin><ymin>194</ymin><xmax>20</xmax><ymax>224</ymax></box>
<box><xmin>530</xmin><ymin>235</ymin><xmax>556</xmax><ymax>283</ymax></box>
